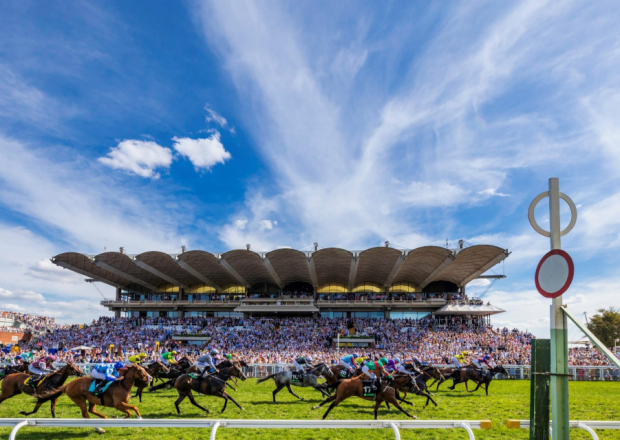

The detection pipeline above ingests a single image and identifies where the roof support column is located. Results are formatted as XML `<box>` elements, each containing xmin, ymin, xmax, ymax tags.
<box><xmin>262</xmin><ymin>256</ymin><xmax>284</xmax><ymax>289</ymax></box>
<box><xmin>218</xmin><ymin>257</ymin><xmax>250</xmax><ymax>288</ymax></box>
<box><xmin>348</xmin><ymin>253</ymin><xmax>359</xmax><ymax>292</ymax></box>
<box><xmin>419</xmin><ymin>255</ymin><xmax>455</xmax><ymax>289</ymax></box>
<box><xmin>93</xmin><ymin>260</ymin><xmax>159</xmax><ymax>292</ymax></box>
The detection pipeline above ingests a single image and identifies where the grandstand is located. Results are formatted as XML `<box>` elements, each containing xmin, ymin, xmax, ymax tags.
<box><xmin>52</xmin><ymin>242</ymin><xmax>509</xmax><ymax>323</ymax></box>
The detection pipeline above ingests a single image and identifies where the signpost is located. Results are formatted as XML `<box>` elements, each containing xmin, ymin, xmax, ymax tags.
<box><xmin>528</xmin><ymin>178</ymin><xmax>577</xmax><ymax>440</ymax></box>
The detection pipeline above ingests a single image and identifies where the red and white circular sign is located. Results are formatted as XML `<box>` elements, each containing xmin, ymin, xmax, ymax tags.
<box><xmin>535</xmin><ymin>249</ymin><xmax>574</xmax><ymax>298</ymax></box>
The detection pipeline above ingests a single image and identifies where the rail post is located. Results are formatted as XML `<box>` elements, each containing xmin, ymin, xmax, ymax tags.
<box><xmin>530</xmin><ymin>338</ymin><xmax>550</xmax><ymax>440</ymax></box>
<box><xmin>8</xmin><ymin>420</ymin><xmax>28</xmax><ymax>440</ymax></box>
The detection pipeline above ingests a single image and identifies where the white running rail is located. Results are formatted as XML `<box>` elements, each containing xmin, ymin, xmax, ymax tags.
<box><xmin>506</xmin><ymin>419</ymin><xmax>620</xmax><ymax>439</ymax></box>
<box><xmin>0</xmin><ymin>418</ymin><xmax>491</xmax><ymax>439</ymax></box>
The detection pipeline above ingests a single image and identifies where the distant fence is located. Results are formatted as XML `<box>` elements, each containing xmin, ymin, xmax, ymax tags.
<box><xmin>0</xmin><ymin>418</ymin><xmax>492</xmax><ymax>440</ymax></box>
<box><xmin>3</xmin><ymin>362</ymin><xmax>618</xmax><ymax>381</ymax></box>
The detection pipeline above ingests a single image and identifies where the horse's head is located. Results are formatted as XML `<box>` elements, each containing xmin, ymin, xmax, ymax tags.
<box><xmin>424</xmin><ymin>366</ymin><xmax>445</xmax><ymax>381</ymax></box>
<box><xmin>237</xmin><ymin>359</ymin><xmax>249</xmax><ymax>368</ymax></box>
<box><xmin>495</xmin><ymin>364</ymin><xmax>509</xmax><ymax>377</ymax></box>
<box><xmin>64</xmin><ymin>362</ymin><xmax>85</xmax><ymax>377</ymax></box>
<box><xmin>232</xmin><ymin>364</ymin><xmax>247</xmax><ymax>381</ymax></box>
<box><xmin>406</xmin><ymin>375</ymin><xmax>420</xmax><ymax>392</ymax></box>
<box><xmin>317</xmin><ymin>363</ymin><xmax>333</xmax><ymax>378</ymax></box>
<box><xmin>126</xmin><ymin>365</ymin><xmax>152</xmax><ymax>383</ymax></box>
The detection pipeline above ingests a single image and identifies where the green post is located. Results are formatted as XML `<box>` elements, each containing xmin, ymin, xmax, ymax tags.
<box><xmin>530</xmin><ymin>339</ymin><xmax>550</xmax><ymax>440</ymax></box>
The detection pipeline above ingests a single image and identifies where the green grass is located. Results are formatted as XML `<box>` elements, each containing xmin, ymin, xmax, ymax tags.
<box><xmin>0</xmin><ymin>379</ymin><xmax>618</xmax><ymax>439</ymax></box>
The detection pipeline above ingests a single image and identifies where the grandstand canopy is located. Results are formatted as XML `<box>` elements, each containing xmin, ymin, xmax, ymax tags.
<box><xmin>434</xmin><ymin>304</ymin><xmax>506</xmax><ymax>316</ymax></box>
<box><xmin>52</xmin><ymin>244</ymin><xmax>509</xmax><ymax>294</ymax></box>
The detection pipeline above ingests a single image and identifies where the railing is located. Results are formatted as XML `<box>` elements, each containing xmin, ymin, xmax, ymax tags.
<box><xmin>0</xmin><ymin>418</ymin><xmax>492</xmax><ymax>440</ymax></box>
<box><xmin>101</xmin><ymin>299</ymin><xmax>241</xmax><ymax>307</ymax></box>
<box><xmin>316</xmin><ymin>299</ymin><xmax>447</xmax><ymax>307</ymax></box>
<box><xmin>4</xmin><ymin>363</ymin><xmax>619</xmax><ymax>380</ymax></box>
<box><xmin>507</xmin><ymin>419</ymin><xmax>620</xmax><ymax>439</ymax></box>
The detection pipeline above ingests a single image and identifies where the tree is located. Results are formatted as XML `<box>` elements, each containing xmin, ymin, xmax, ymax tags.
<box><xmin>587</xmin><ymin>307</ymin><xmax>620</xmax><ymax>349</ymax></box>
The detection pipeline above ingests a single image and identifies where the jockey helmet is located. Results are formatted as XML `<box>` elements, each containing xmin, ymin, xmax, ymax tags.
<box><xmin>306</xmin><ymin>356</ymin><xmax>312</xmax><ymax>363</ymax></box>
<box><xmin>138</xmin><ymin>353</ymin><xmax>147</xmax><ymax>358</ymax></box>
<box><xmin>211</xmin><ymin>348</ymin><xmax>219</xmax><ymax>355</ymax></box>
<box><xmin>171</xmin><ymin>350</ymin><xmax>177</xmax><ymax>355</ymax></box>
<box><xmin>352</xmin><ymin>353</ymin><xmax>359</xmax><ymax>358</ymax></box>
<box><xmin>15</xmin><ymin>355</ymin><xmax>22</xmax><ymax>359</ymax></box>
<box><xmin>114</xmin><ymin>361</ymin><xmax>125</xmax><ymax>370</ymax></box>
<box><xmin>394</xmin><ymin>357</ymin><xmax>401</xmax><ymax>364</ymax></box>
<box><xmin>484</xmin><ymin>355</ymin><xmax>491</xmax><ymax>360</ymax></box>
<box><xmin>379</xmin><ymin>357</ymin><xmax>388</xmax><ymax>365</ymax></box>
<box><xmin>46</xmin><ymin>355</ymin><xmax>56</xmax><ymax>362</ymax></box>
<box><xmin>225</xmin><ymin>353</ymin><xmax>232</xmax><ymax>360</ymax></box>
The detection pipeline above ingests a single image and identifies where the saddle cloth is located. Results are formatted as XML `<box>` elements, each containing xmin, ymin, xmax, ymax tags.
<box><xmin>25</xmin><ymin>375</ymin><xmax>46</xmax><ymax>388</ymax></box>
<box><xmin>339</xmin><ymin>369</ymin><xmax>352</xmax><ymax>379</ymax></box>
<box><xmin>291</xmin><ymin>372</ymin><xmax>303</xmax><ymax>382</ymax></box>
<box><xmin>362</xmin><ymin>380</ymin><xmax>378</xmax><ymax>397</ymax></box>
<box><xmin>88</xmin><ymin>379</ymin><xmax>114</xmax><ymax>395</ymax></box>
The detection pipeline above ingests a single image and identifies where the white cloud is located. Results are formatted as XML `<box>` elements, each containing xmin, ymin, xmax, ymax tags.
<box><xmin>259</xmin><ymin>219</ymin><xmax>274</xmax><ymax>231</ymax></box>
<box><xmin>234</xmin><ymin>219</ymin><xmax>248</xmax><ymax>230</ymax></box>
<box><xmin>26</xmin><ymin>259</ymin><xmax>82</xmax><ymax>283</ymax></box>
<box><xmin>0</xmin><ymin>287</ymin><xmax>45</xmax><ymax>302</ymax></box>
<box><xmin>172</xmin><ymin>133</ymin><xmax>231</xmax><ymax>171</ymax></box>
<box><xmin>205</xmin><ymin>104</ymin><xmax>234</xmax><ymax>133</ymax></box>
<box><xmin>98</xmin><ymin>139</ymin><xmax>173</xmax><ymax>179</ymax></box>
<box><xmin>478</xmin><ymin>188</ymin><xmax>511</xmax><ymax>198</ymax></box>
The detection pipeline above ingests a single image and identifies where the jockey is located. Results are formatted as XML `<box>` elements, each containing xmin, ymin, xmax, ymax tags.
<box><xmin>384</xmin><ymin>359</ymin><xmax>397</xmax><ymax>373</ymax></box>
<box><xmin>125</xmin><ymin>353</ymin><xmax>147</xmax><ymax>367</ymax></box>
<box><xmin>21</xmin><ymin>351</ymin><xmax>34</xmax><ymax>363</ymax></box>
<box><xmin>28</xmin><ymin>355</ymin><xmax>56</xmax><ymax>377</ymax></box>
<box><xmin>354</xmin><ymin>356</ymin><xmax>367</xmax><ymax>367</ymax></box>
<box><xmin>293</xmin><ymin>356</ymin><xmax>312</xmax><ymax>373</ymax></box>
<box><xmin>340</xmin><ymin>353</ymin><xmax>358</xmax><ymax>373</ymax></box>
<box><xmin>196</xmin><ymin>348</ymin><xmax>219</xmax><ymax>377</ymax></box>
<box><xmin>91</xmin><ymin>362</ymin><xmax>124</xmax><ymax>383</ymax></box>
<box><xmin>452</xmin><ymin>351</ymin><xmax>468</xmax><ymax>369</ymax></box>
<box><xmin>223</xmin><ymin>353</ymin><xmax>233</xmax><ymax>361</ymax></box>
<box><xmin>160</xmin><ymin>350</ymin><xmax>178</xmax><ymax>366</ymax></box>
<box><xmin>473</xmin><ymin>355</ymin><xmax>493</xmax><ymax>371</ymax></box>
<box><xmin>361</xmin><ymin>358</ymin><xmax>392</xmax><ymax>387</ymax></box>
<box><xmin>397</xmin><ymin>361</ymin><xmax>419</xmax><ymax>376</ymax></box>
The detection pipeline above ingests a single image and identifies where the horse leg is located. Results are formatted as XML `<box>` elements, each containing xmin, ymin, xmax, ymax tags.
<box><xmin>88</xmin><ymin>402</ymin><xmax>108</xmax><ymax>419</ymax></box>
<box><xmin>272</xmin><ymin>384</ymin><xmax>284</xmax><ymax>402</ymax></box>
<box><xmin>374</xmin><ymin>400</ymin><xmax>382</xmax><ymax>419</ymax></box>
<box><xmin>389</xmin><ymin>396</ymin><xmax>416</xmax><ymax>419</ymax></box>
<box><xmin>220</xmin><ymin>394</ymin><xmax>229</xmax><ymax>413</ymax></box>
<box><xmin>311</xmin><ymin>394</ymin><xmax>336</xmax><ymax>410</ymax></box>
<box><xmin>313</xmin><ymin>385</ymin><xmax>329</xmax><ymax>397</ymax></box>
<box><xmin>227</xmin><ymin>383</ymin><xmax>237</xmax><ymax>392</ymax></box>
<box><xmin>322</xmin><ymin>398</ymin><xmax>342</xmax><ymax>420</ymax></box>
<box><xmin>222</xmin><ymin>391</ymin><xmax>244</xmax><ymax>411</ymax></box>
<box><xmin>51</xmin><ymin>397</ymin><xmax>60</xmax><ymax>418</ymax></box>
<box><xmin>485</xmin><ymin>381</ymin><xmax>490</xmax><ymax>396</ymax></box>
<box><xmin>19</xmin><ymin>399</ymin><xmax>46</xmax><ymax>416</ymax></box>
<box><xmin>187</xmin><ymin>393</ymin><xmax>210</xmax><ymax>413</ymax></box>
<box><xmin>69</xmin><ymin>395</ymin><xmax>90</xmax><ymax>418</ymax></box>
<box><xmin>286</xmin><ymin>384</ymin><xmax>303</xmax><ymax>400</ymax></box>
<box><xmin>469</xmin><ymin>381</ymin><xmax>482</xmax><ymax>393</ymax></box>
<box><xmin>174</xmin><ymin>394</ymin><xmax>187</xmax><ymax>414</ymax></box>
<box><xmin>115</xmin><ymin>401</ymin><xmax>141</xmax><ymax>419</ymax></box>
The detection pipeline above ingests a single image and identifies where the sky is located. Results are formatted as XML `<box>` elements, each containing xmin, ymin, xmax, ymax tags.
<box><xmin>0</xmin><ymin>1</ymin><xmax>619</xmax><ymax>337</ymax></box>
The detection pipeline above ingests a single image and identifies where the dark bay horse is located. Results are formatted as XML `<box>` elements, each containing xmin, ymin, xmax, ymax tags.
<box><xmin>0</xmin><ymin>362</ymin><xmax>30</xmax><ymax>381</ymax></box>
<box><xmin>0</xmin><ymin>362</ymin><xmax>83</xmax><ymax>417</ymax></box>
<box><xmin>449</xmin><ymin>365</ymin><xmax>509</xmax><ymax>395</ymax></box>
<box><xmin>311</xmin><ymin>376</ymin><xmax>418</xmax><ymax>420</ymax></box>
<box><xmin>133</xmin><ymin>361</ymin><xmax>169</xmax><ymax>401</ymax></box>
<box><xmin>256</xmin><ymin>363</ymin><xmax>333</xmax><ymax>402</ymax></box>
<box><xmin>42</xmin><ymin>364</ymin><xmax>152</xmax><ymax>419</ymax></box>
<box><xmin>174</xmin><ymin>365</ymin><xmax>246</xmax><ymax>414</ymax></box>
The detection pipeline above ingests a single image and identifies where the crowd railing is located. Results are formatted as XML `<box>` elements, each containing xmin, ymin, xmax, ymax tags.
<box><xmin>4</xmin><ymin>362</ymin><xmax>617</xmax><ymax>381</ymax></box>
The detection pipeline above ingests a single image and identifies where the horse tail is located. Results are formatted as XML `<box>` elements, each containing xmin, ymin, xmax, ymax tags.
<box><xmin>256</xmin><ymin>373</ymin><xmax>277</xmax><ymax>384</ymax></box>
<box><xmin>149</xmin><ymin>379</ymin><xmax>175</xmax><ymax>391</ymax></box>
<box><xmin>34</xmin><ymin>385</ymin><xmax>66</xmax><ymax>402</ymax></box>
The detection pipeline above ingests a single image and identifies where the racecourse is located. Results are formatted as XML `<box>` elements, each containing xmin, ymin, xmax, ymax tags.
<box><xmin>0</xmin><ymin>379</ymin><xmax>618</xmax><ymax>439</ymax></box>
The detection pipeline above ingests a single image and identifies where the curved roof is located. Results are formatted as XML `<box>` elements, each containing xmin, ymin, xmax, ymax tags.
<box><xmin>265</xmin><ymin>249</ymin><xmax>313</xmax><ymax>286</ymax></box>
<box><xmin>355</xmin><ymin>247</ymin><xmax>403</xmax><ymax>286</ymax></box>
<box><xmin>313</xmin><ymin>248</ymin><xmax>353</xmax><ymax>286</ymax></box>
<box><xmin>52</xmin><ymin>244</ymin><xmax>508</xmax><ymax>293</ymax></box>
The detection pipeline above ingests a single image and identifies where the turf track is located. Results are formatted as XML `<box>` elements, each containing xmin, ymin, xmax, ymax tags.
<box><xmin>0</xmin><ymin>378</ymin><xmax>618</xmax><ymax>439</ymax></box>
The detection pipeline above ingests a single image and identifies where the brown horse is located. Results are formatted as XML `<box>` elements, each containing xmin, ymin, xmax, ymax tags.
<box><xmin>449</xmin><ymin>365</ymin><xmax>508</xmax><ymax>395</ymax></box>
<box><xmin>391</xmin><ymin>372</ymin><xmax>438</xmax><ymax>408</ymax></box>
<box><xmin>42</xmin><ymin>364</ymin><xmax>152</xmax><ymax>419</ymax></box>
<box><xmin>133</xmin><ymin>361</ymin><xmax>169</xmax><ymax>402</ymax></box>
<box><xmin>174</xmin><ymin>365</ymin><xmax>246</xmax><ymax>414</ymax></box>
<box><xmin>428</xmin><ymin>367</ymin><xmax>455</xmax><ymax>391</ymax></box>
<box><xmin>311</xmin><ymin>377</ymin><xmax>417</xmax><ymax>420</ymax></box>
<box><xmin>0</xmin><ymin>362</ymin><xmax>31</xmax><ymax>381</ymax></box>
<box><xmin>0</xmin><ymin>362</ymin><xmax>83</xmax><ymax>417</ymax></box>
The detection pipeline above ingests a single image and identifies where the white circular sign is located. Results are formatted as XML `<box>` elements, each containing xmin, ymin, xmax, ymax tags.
<box><xmin>535</xmin><ymin>249</ymin><xmax>574</xmax><ymax>298</ymax></box>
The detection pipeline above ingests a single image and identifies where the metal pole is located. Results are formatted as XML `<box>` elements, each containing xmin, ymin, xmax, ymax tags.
<box><xmin>549</xmin><ymin>178</ymin><xmax>569</xmax><ymax>440</ymax></box>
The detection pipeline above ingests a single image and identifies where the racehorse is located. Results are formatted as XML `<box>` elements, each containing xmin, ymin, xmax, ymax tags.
<box><xmin>41</xmin><ymin>364</ymin><xmax>151</xmax><ymax>419</ymax></box>
<box><xmin>173</xmin><ymin>364</ymin><xmax>246</xmax><ymax>414</ymax></box>
<box><xmin>185</xmin><ymin>358</ymin><xmax>248</xmax><ymax>392</ymax></box>
<box><xmin>256</xmin><ymin>363</ymin><xmax>333</xmax><ymax>402</ymax></box>
<box><xmin>0</xmin><ymin>362</ymin><xmax>30</xmax><ymax>381</ymax></box>
<box><xmin>133</xmin><ymin>361</ymin><xmax>169</xmax><ymax>402</ymax></box>
<box><xmin>390</xmin><ymin>371</ymin><xmax>439</xmax><ymax>408</ymax></box>
<box><xmin>428</xmin><ymin>367</ymin><xmax>455</xmax><ymax>391</ymax></box>
<box><xmin>311</xmin><ymin>376</ymin><xmax>417</xmax><ymax>420</ymax></box>
<box><xmin>148</xmin><ymin>356</ymin><xmax>194</xmax><ymax>392</ymax></box>
<box><xmin>0</xmin><ymin>362</ymin><xmax>83</xmax><ymax>417</ymax></box>
<box><xmin>449</xmin><ymin>365</ymin><xmax>509</xmax><ymax>395</ymax></box>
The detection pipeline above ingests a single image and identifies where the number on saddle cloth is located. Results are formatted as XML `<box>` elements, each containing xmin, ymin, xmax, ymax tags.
<box><xmin>340</xmin><ymin>369</ymin><xmax>351</xmax><ymax>379</ymax></box>
<box><xmin>362</xmin><ymin>380</ymin><xmax>377</xmax><ymax>397</ymax></box>
<box><xmin>292</xmin><ymin>372</ymin><xmax>303</xmax><ymax>382</ymax></box>
<box><xmin>88</xmin><ymin>379</ymin><xmax>114</xmax><ymax>395</ymax></box>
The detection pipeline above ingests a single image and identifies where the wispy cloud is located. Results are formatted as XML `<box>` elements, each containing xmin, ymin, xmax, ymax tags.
<box><xmin>205</xmin><ymin>104</ymin><xmax>235</xmax><ymax>134</ymax></box>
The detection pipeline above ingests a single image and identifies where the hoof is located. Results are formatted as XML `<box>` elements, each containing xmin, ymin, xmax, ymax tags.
<box><xmin>95</xmin><ymin>428</ymin><xmax>106</xmax><ymax>434</ymax></box>
<box><xmin>240</xmin><ymin>407</ymin><xmax>245</xmax><ymax>411</ymax></box>
<box><xmin>411</xmin><ymin>415</ymin><xmax>418</xmax><ymax>419</ymax></box>
<box><xmin>299</xmin><ymin>397</ymin><xmax>304</xmax><ymax>401</ymax></box>
<box><xmin>137</xmin><ymin>416</ymin><xmax>142</xmax><ymax>419</ymax></box>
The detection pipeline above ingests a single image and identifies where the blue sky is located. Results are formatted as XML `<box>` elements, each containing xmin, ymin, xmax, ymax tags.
<box><xmin>1</xmin><ymin>1</ymin><xmax>619</xmax><ymax>337</ymax></box>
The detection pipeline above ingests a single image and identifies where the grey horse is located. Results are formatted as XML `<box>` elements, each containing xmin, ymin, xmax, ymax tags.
<box><xmin>256</xmin><ymin>363</ymin><xmax>334</xmax><ymax>402</ymax></box>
